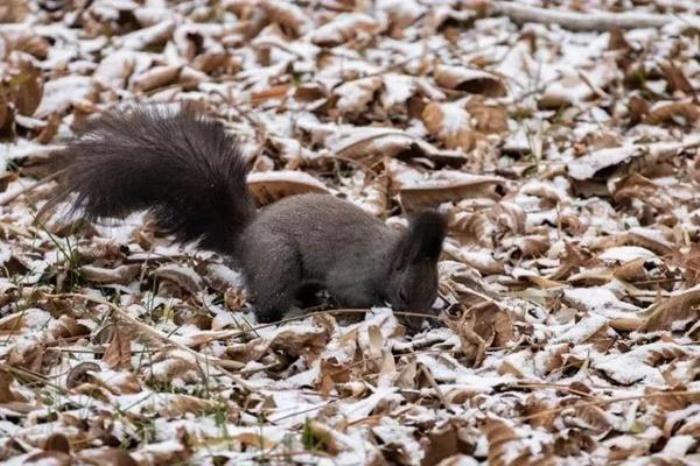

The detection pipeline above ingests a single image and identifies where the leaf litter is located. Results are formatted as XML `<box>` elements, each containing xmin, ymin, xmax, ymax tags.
<box><xmin>1</xmin><ymin>0</ymin><xmax>700</xmax><ymax>465</ymax></box>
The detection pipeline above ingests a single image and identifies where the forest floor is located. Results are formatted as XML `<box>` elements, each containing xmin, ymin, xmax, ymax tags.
<box><xmin>1</xmin><ymin>1</ymin><xmax>700</xmax><ymax>465</ymax></box>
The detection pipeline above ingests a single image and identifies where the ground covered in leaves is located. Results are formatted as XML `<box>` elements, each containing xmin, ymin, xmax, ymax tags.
<box><xmin>1</xmin><ymin>0</ymin><xmax>700</xmax><ymax>465</ymax></box>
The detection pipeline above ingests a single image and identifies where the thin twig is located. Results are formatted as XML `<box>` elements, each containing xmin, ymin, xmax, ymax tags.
<box><xmin>418</xmin><ymin>362</ymin><xmax>455</xmax><ymax>413</ymax></box>
<box><xmin>490</xmin><ymin>1</ymin><xmax>677</xmax><ymax>31</ymax></box>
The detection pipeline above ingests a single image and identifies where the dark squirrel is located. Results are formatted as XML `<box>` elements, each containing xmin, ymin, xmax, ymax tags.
<box><xmin>44</xmin><ymin>107</ymin><xmax>447</xmax><ymax>324</ymax></box>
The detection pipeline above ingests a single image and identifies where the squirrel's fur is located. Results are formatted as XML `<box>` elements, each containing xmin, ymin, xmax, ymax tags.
<box><xmin>46</xmin><ymin>107</ymin><xmax>447</xmax><ymax>324</ymax></box>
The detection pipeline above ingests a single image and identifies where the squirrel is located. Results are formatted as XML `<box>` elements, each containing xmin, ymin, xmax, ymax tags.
<box><xmin>42</xmin><ymin>107</ymin><xmax>447</xmax><ymax>325</ymax></box>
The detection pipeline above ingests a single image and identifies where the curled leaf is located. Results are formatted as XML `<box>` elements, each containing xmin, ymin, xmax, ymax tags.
<box><xmin>434</xmin><ymin>65</ymin><xmax>507</xmax><ymax>97</ymax></box>
<box><xmin>247</xmin><ymin>170</ymin><xmax>329</xmax><ymax>206</ymax></box>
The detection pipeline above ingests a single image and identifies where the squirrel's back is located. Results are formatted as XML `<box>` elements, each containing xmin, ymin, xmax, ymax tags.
<box><xmin>239</xmin><ymin>193</ymin><xmax>398</xmax><ymax>279</ymax></box>
<box><xmin>43</xmin><ymin>106</ymin><xmax>255</xmax><ymax>253</ymax></box>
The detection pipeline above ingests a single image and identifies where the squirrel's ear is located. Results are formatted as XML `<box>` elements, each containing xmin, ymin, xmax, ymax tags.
<box><xmin>394</xmin><ymin>211</ymin><xmax>447</xmax><ymax>269</ymax></box>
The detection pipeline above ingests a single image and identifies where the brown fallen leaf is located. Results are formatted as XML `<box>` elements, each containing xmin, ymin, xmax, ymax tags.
<box><xmin>310</xmin><ymin>13</ymin><xmax>380</xmax><ymax>46</ymax></box>
<box><xmin>9</xmin><ymin>57</ymin><xmax>43</xmax><ymax>117</ymax></box>
<box><xmin>49</xmin><ymin>315</ymin><xmax>90</xmax><ymax>340</ymax></box>
<box><xmin>434</xmin><ymin>65</ymin><xmax>507</xmax><ymax>97</ymax></box>
<box><xmin>66</xmin><ymin>361</ymin><xmax>101</xmax><ymax>390</ymax></box>
<box><xmin>132</xmin><ymin>65</ymin><xmax>182</xmax><ymax>92</ymax></box>
<box><xmin>0</xmin><ymin>369</ymin><xmax>27</xmax><ymax>403</ymax></box>
<box><xmin>646</xmin><ymin>101</ymin><xmax>700</xmax><ymax>127</ymax></box>
<box><xmin>334</xmin><ymin>77</ymin><xmax>383</xmax><ymax>115</ymax></box>
<box><xmin>24</xmin><ymin>451</ymin><xmax>72</xmax><ymax>466</ymax></box>
<box><xmin>192</xmin><ymin>52</ymin><xmax>237</xmax><ymax>74</ymax></box>
<box><xmin>553</xmin><ymin>430</ymin><xmax>595</xmax><ymax>457</ymax></box>
<box><xmin>302</xmin><ymin>420</ymin><xmax>345</xmax><ymax>455</ymax></box>
<box><xmin>641</xmin><ymin>285</ymin><xmax>700</xmax><ymax>332</ymax></box>
<box><xmin>573</xmin><ymin>404</ymin><xmax>612</xmax><ymax>436</ymax></box>
<box><xmin>567</xmin><ymin>145</ymin><xmax>638</xmax><ymax>180</ymax></box>
<box><xmin>247</xmin><ymin>170</ymin><xmax>329</xmax><ymax>206</ymax></box>
<box><xmin>522</xmin><ymin>396</ymin><xmax>557</xmax><ymax>430</ymax></box>
<box><xmin>660</xmin><ymin>60</ymin><xmax>694</xmax><ymax>96</ymax></box>
<box><xmin>77</xmin><ymin>448</ymin><xmax>139</xmax><ymax>466</ymax></box>
<box><xmin>43</xmin><ymin>433</ymin><xmax>71</xmax><ymax>454</ymax></box>
<box><xmin>104</xmin><ymin>323</ymin><xmax>133</xmax><ymax>370</ymax></box>
<box><xmin>333</xmin><ymin>127</ymin><xmax>463</xmax><ymax>164</ymax></box>
<box><xmin>398</xmin><ymin>173</ymin><xmax>505</xmax><ymax>211</ymax></box>
<box><xmin>158</xmin><ymin>394</ymin><xmax>221</xmax><ymax>417</ymax></box>
<box><xmin>153</xmin><ymin>264</ymin><xmax>203</xmax><ymax>295</ymax></box>
<box><xmin>466</xmin><ymin>100</ymin><xmax>508</xmax><ymax>134</ymax></box>
<box><xmin>482</xmin><ymin>417</ymin><xmax>521</xmax><ymax>466</ymax></box>
<box><xmin>118</xmin><ymin>20</ymin><xmax>176</xmax><ymax>50</ymax></box>
<box><xmin>628</xmin><ymin>95</ymin><xmax>650</xmax><ymax>125</ymax></box>
<box><xmin>0</xmin><ymin>94</ymin><xmax>9</xmax><ymax>133</ymax></box>
<box><xmin>79</xmin><ymin>264</ymin><xmax>141</xmax><ymax>285</ymax></box>
<box><xmin>643</xmin><ymin>386</ymin><xmax>698</xmax><ymax>412</ymax></box>
<box><xmin>262</xmin><ymin>0</ymin><xmax>310</xmax><ymax>37</ymax></box>
<box><xmin>608</xmin><ymin>28</ymin><xmax>630</xmax><ymax>50</ymax></box>
<box><xmin>251</xmin><ymin>84</ymin><xmax>291</xmax><ymax>105</ymax></box>
<box><xmin>270</xmin><ymin>324</ymin><xmax>331</xmax><ymax>361</ymax></box>
<box><xmin>0</xmin><ymin>0</ymin><xmax>28</xmax><ymax>23</ymax></box>
<box><xmin>422</xmin><ymin>102</ymin><xmax>483</xmax><ymax>151</ymax></box>
<box><xmin>450</xmin><ymin>211</ymin><xmax>495</xmax><ymax>248</ymax></box>
<box><xmin>490</xmin><ymin>201</ymin><xmax>526</xmax><ymax>235</ymax></box>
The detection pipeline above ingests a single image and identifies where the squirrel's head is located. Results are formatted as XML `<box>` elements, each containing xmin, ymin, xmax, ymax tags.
<box><xmin>387</xmin><ymin>211</ymin><xmax>447</xmax><ymax>328</ymax></box>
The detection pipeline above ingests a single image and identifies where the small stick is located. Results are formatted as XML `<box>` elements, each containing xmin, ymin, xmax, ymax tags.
<box><xmin>490</xmin><ymin>1</ymin><xmax>676</xmax><ymax>31</ymax></box>
<box><xmin>418</xmin><ymin>362</ymin><xmax>455</xmax><ymax>413</ymax></box>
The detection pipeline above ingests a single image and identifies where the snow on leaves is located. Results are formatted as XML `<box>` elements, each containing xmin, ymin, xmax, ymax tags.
<box><xmin>1</xmin><ymin>0</ymin><xmax>700</xmax><ymax>465</ymax></box>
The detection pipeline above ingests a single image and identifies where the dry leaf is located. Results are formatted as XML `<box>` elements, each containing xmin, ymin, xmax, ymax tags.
<box><xmin>310</xmin><ymin>13</ymin><xmax>380</xmax><ymax>46</ymax></box>
<box><xmin>642</xmin><ymin>285</ymin><xmax>700</xmax><ymax>332</ymax></box>
<box><xmin>482</xmin><ymin>418</ymin><xmax>521</xmax><ymax>466</ymax></box>
<box><xmin>132</xmin><ymin>65</ymin><xmax>182</xmax><ymax>92</ymax></box>
<box><xmin>66</xmin><ymin>362</ymin><xmax>101</xmax><ymax>389</ymax></box>
<box><xmin>262</xmin><ymin>0</ymin><xmax>309</xmax><ymax>37</ymax></box>
<box><xmin>434</xmin><ymin>65</ymin><xmax>507</xmax><ymax>97</ymax></box>
<box><xmin>43</xmin><ymin>433</ymin><xmax>70</xmax><ymax>454</ymax></box>
<box><xmin>466</xmin><ymin>100</ymin><xmax>508</xmax><ymax>134</ymax></box>
<box><xmin>572</xmin><ymin>404</ymin><xmax>612</xmax><ymax>435</ymax></box>
<box><xmin>660</xmin><ymin>61</ymin><xmax>694</xmax><ymax>95</ymax></box>
<box><xmin>334</xmin><ymin>77</ymin><xmax>382</xmax><ymax>115</ymax></box>
<box><xmin>0</xmin><ymin>0</ymin><xmax>29</xmax><ymax>23</ymax></box>
<box><xmin>247</xmin><ymin>170</ymin><xmax>329</xmax><ymax>206</ymax></box>
<box><xmin>422</xmin><ymin>102</ymin><xmax>482</xmax><ymax>151</ymax></box>
<box><xmin>104</xmin><ymin>323</ymin><xmax>133</xmax><ymax>370</ymax></box>
<box><xmin>118</xmin><ymin>20</ymin><xmax>176</xmax><ymax>50</ymax></box>
<box><xmin>0</xmin><ymin>369</ymin><xmax>27</xmax><ymax>403</ymax></box>
<box><xmin>567</xmin><ymin>145</ymin><xmax>638</xmax><ymax>180</ymax></box>
<box><xmin>397</xmin><ymin>172</ymin><xmax>505</xmax><ymax>210</ymax></box>
<box><xmin>35</xmin><ymin>76</ymin><xmax>97</xmax><ymax>118</ymax></box>
<box><xmin>79</xmin><ymin>264</ymin><xmax>141</xmax><ymax>285</ymax></box>
<box><xmin>154</xmin><ymin>264</ymin><xmax>203</xmax><ymax>295</ymax></box>
<box><xmin>647</xmin><ymin>101</ymin><xmax>700</xmax><ymax>127</ymax></box>
<box><xmin>251</xmin><ymin>84</ymin><xmax>290</xmax><ymax>105</ymax></box>
<box><xmin>9</xmin><ymin>58</ymin><xmax>43</xmax><ymax>117</ymax></box>
<box><xmin>333</xmin><ymin>127</ymin><xmax>460</xmax><ymax>163</ymax></box>
<box><xmin>77</xmin><ymin>448</ymin><xmax>139</xmax><ymax>466</ymax></box>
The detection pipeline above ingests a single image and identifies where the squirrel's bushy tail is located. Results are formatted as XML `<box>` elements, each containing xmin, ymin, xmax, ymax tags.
<box><xmin>44</xmin><ymin>106</ymin><xmax>255</xmax><ymax>253</ymax></box>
